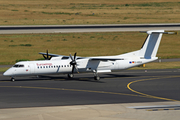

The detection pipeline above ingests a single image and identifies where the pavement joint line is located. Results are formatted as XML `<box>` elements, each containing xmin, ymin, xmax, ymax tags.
<box><xmin>127</xmin><ymin>75</ymin><xmax>180</xmax><ymax>101</ymax></box>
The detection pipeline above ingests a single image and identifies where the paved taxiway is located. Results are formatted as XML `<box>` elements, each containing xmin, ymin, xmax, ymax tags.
<box><xmin>0</xmin><ymin>24</ymin><xmax>180</xmax><ymax>34</ymax></box>
<box><xmin>1</xmin><ymin>69</ymin><xmax>180</xmax><ymax>120</ymax></box>
<box><xmin>0</xmin><ymin>69</ymin><xmax>180</xmax><ymax>109</ymax></box>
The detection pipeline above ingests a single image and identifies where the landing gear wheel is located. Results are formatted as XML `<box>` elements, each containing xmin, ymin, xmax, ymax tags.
<box><xmin>93</xmin><ymin>70</ymin><xmax>100</xmax><ymax>80</ymax></box>
<box><xmin>94</xmin><ymin>76</ymin><xmax>100</xmax><ymax>80</ymax></box>
<box><xmin>11</xmin><ymin>78</ymin><xmax>15</xmax><ymax>82</ymax></box>
<box><xmin>68</xmin><ymin>74</ymin><xmax>74</xmax><ymax>78</ymax></box>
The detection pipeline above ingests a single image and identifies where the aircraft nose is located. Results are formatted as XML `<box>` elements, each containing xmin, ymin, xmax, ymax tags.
<box><xmin>3</xmin><ymin>69</ymin><xmax>13</xmax><ymax>76</ymax></box>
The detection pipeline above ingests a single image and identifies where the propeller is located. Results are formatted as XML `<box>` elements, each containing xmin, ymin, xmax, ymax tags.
<box><xmin>69</xmin><ymin>52</ymin><xmax>79</xmax><ymax>74</ymax></box>
<box><xmin>43</xmin><ymin>50</ymin><xmax>52</xmax><ymax>60</ymax></box>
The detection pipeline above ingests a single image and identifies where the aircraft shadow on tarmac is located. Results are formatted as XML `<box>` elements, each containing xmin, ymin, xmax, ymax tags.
<box><xmin>104</xmin><ymin>74</ymin><xmax>139</xmax><ymax>78</ymax></box>
<box><xmin>38</xmin><ymin>75</ymin><xmax>106</xmax><ymax>83</ymax></box>
<box><xmin>1</xmin><ymin>76</ymin><xmax>104</xmax><ymax>83</ymax></box>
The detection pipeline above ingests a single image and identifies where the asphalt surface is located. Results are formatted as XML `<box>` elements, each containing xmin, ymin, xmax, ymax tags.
<box><xmin>0</xmin><ymin>24</ymin><xmax>180</xmax><ymax>34</ymax></box>
<box><xmin>0</xmin><ymin>69</ymin><xmax>180</xmax><ymax>109</ymax></box>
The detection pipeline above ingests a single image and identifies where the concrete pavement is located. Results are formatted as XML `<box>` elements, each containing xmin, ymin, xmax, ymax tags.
<box><xmin>1</xmin><ymin>101</ymin><xmax>180</xmax><ymax>120</ymax></box>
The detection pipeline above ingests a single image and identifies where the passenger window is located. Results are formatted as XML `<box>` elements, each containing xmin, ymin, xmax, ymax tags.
<box><xmin>51</xmin><ymin>66</ymin><xmax>53</xmax><ymax>68</ymax></box>
<box><xmin>67</xmin><ymin>65</ymin><xmax>69</xmax><ymax>67</ymax></box>
<box><xmin>46</xmin><ymin>66</ymin><xmax>48</xmax><ymax>68</ymax></box>
<box><xmin>43</xmin><ymin>66</ymin><xmax>45</xmax><ymax>68</ymax></box>
<box><xmin>40</xmin><ymin>66</ymin><xmax>42</xmax><ymax>68</ymax></box>
<box><xmin>64</xmin><ymin>65</ymin><xmax>66</xmax><ymax>67</ymax></box>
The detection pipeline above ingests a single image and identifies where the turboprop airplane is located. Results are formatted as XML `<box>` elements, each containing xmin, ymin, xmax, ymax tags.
<box><xmin>3</xmin><ymin>30</ymin><xmax>176</xmax><ymax>81</ymax></box>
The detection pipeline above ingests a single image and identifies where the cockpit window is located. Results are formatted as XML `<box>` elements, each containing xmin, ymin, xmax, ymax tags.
<box><xmin>61</xmin><ymin>56</ymin><xmax>69</xmax><ymax>60</ymax></box>
<box><xmin>13</xmin><ymin>64</ymin><xmax>24</xmax><ymax>68</ymax></box>
<box><xmin>13</xmin><ymin>65</ymin><xmax>19</xmax><ymax>67</ymax></box>
<box><xmin>19</xmin><ymin>65</ymin><xmax>24</xmax><ymax>67</ymax></box>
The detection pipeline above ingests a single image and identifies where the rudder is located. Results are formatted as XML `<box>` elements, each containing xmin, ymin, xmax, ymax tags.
<box><xmin>139</xmin><ymin>30</ymin><xmax>164</xmax><ymax>59</ymax></box>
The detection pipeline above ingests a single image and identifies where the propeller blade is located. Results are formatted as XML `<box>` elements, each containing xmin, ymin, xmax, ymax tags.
<box><xmin>74</xmin><ymin>52</ymin><xmax>77</xmax><ymax>60</ymax></box>
<box><xmin>69</xmin><ymin>54</ymin><xmax>73</xmax><ymax>61</ymax></box>
<box><xmin>46</xmin><ymin>50</ymin><xmax>48</xmax><ymax>59</ymax></box>
<box><xmin>42</xmin><ymin>50</ymin><xmax>51</xmax><ymax>60</ymax></box>
<box><xmin>74</xmin><ymin>65</ymin><xmax>79</xmax><ymax>73</ymax></box>
<box><xmin>43</xmin><ymin>54</ymin><xmax>47</xmax><ymax>59</ymax></box>
<box><xmin>72</xmin><ymin>65</ymin><xmax>75</xmax><ymax>74</ymax></box>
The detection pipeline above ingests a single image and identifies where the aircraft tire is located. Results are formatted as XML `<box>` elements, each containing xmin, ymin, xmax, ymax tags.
<box><xmin>94</xmin><ymin>76</ymin><xmax>100</xmax><ymax>80</ymax></box>
<box><xmin>68</xmin><ymin>74</ymin><xmax>74</xmax><ymax>78</ymax></box>
<box><xmin>11</xmin><ymin>78</ymin><xmax>15</xmax><ymax>82</ymax></box>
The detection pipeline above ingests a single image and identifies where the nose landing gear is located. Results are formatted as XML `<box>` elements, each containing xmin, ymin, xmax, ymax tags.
<box><xmin>68</xmin><ymin>74</ymin><xmax>74</xmax><ymax>78</ymax></box>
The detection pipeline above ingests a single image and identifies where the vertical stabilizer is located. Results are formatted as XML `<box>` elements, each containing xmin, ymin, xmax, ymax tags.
<box><xmin>139</xmin><ymin>30</ymin><xmax>164</xmax><ymax>59</ymax></box>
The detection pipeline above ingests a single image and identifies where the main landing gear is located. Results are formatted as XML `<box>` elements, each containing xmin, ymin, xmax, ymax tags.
<box><xmin>93</xmin><ymin>70</ymin><xmax>100</xmax><ymax>80</ymax></box>
<box><xmin>94</xmin><ymin>76</ymin><xmax>100</xmax><ymax>80</ymax></box>
<box><xmin>67</xmin><ymin>70</ymin><xmax>100</xmax><ymax>81</ymax></box>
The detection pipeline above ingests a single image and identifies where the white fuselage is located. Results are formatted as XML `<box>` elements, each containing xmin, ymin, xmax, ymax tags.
<box><xmin>3</xmin><ymin>56</ymin><xmax>157</xmax><ymax>77</ymax></box>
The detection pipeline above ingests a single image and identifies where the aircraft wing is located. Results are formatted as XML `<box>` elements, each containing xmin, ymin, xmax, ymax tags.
<box><xmin>89</xmin><ymin>58</ymin><xmax>124</xmax><ymax>61</ymax></box>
